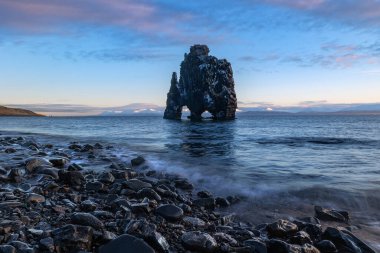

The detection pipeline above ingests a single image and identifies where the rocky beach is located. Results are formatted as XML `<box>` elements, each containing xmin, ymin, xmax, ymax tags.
<box><xmin>0</xmin><ymin>132</ymin><xmax>377</xmax><ymax>253</ymax></box>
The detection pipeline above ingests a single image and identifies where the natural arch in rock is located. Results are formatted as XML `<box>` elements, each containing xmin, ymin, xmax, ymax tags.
<box><xmin>164</xmin><ymin>45</ymin><xmax>237</xmax><ymax>121</ymax></box>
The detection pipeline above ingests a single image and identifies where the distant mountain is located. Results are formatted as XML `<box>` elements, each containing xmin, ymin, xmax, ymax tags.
<box><xmin>238</xmin><ymin>110</ymin><xmax>292</xmax><ymax>116</ymax></box>
<box><xmin>100</xmin><ymin>103</ymin><xmax>164</xmax><ymax>116</ymax></box>
<box><xmin>0</xmin><ymin>105</ymin><xmax>43</xmax><ymax>116</ymax></box>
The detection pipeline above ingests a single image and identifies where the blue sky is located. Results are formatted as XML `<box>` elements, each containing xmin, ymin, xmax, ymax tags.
<box><xmin>0</xmin><ymin>0</ymin><xmax>379</xmax><ymax>113</ymax></box>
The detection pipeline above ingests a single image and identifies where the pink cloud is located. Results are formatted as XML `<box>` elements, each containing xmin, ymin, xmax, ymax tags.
<box><xmin>259</xmin><ymin>0</ymin><xmax>380</xmax><ymax>26</ymax></box>
<box><xmin>0</xmin><ymin>0</ymin><xmax>194</xmax><ymax>41</ymax></box>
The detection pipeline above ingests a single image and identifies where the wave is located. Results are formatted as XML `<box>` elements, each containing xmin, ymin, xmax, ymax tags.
<box><xmin>256</xmin><ymin>137</ymin><xmax>379</xmax><ymax>147</ymax></box>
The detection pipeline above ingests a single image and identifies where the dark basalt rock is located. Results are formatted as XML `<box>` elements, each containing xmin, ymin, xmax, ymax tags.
<box><xmin>266</xmin><ymin>219</ymin><xmax>298</xmax><ymax>238</ymax></box>
<box><xmin>314</xmin><ymin>206</ymin><xmax>349</xmax><ymax>223</ymax></box>
<box><xmin>52</xmin><ymin>224</ymin><xmax>93</xmax><ymax>252</ymax></box>
<box><xmin>99</xmin><ymin>234</ymin><xmax>155</xmax><ymax>253</ymax></box>
<box><xmin>267</xmin><ymin>239</ymin><xmax>320</xmax><ymax>253</ymax></box>
<box><xmin>164</xmin><ymin>45</ymin><xmax>237</xmax><ymax>121</ymax></box>
<box><xmin>323</xmin><ymin>227</ymin><xmax>376</xmax><ymax>253</ymax></box>
<box><xmin>181</xmin><ymin>231</ymin><xmax>218</xmax><ymax>253</ymax></box>
<box><xmin>71</xmin><ymin>212</ymin><xmax>104</xmax><ymax>230</ymax></box>
<box><xmin>155</xmin><ymin>204</ymin><xmax>184</xmax><ymax>221</ymax></box>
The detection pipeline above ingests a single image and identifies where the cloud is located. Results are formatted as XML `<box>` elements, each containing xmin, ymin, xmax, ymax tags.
<box><xmin>0</xmin><ymin>0</ymin><xmax>195</xmax><ymax>42</ymax></box>
<box><xmin>259</xmin><ymin>0</ymin><xmax>380</xmax><ymax>27</ymax></box>
<box><xmin>240</xmin><ymin>40</ymin><xmax>380</xmax><ymax>68</ymax></box>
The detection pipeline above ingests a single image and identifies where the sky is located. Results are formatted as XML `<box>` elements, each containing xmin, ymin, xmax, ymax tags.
<box><xmin>0</xmin><ymin>0</ymin><xmax>380</xmax><ymax>114</ymax></box>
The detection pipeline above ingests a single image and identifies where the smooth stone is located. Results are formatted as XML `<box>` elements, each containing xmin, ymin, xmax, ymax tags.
<box><xmin>25</xmin><ymin>157</ymin><xmax>52</xmax><ymax>172</ymax></box>
<box><xmin>193</xmin><ymin>197</ymin><xmax>216</xmax><ymax>209</ymax></box>
<box><xmin>131</xmin><ymin>156</ymin><xmax>145</xmax><ymax>166</ymax></box>
<box><xmin>0</xmin><ymin>245</ymin><xmax>16</xmax><ymax>253</ymax></box>
<box><xmin>315</xmin><ymin>240</ymin><xmax>337</xmax><ymax>253</ymax></box>
<box><xmin>266</xmin><ymin>219</ymin><xmax>298</xmax><ymax>238</ymax></box>
<box><xmin>315</xmin><ymin>206</ymin><xmax>349</xmax><ymax>223</ymax></box>
<box><xmin>155</xmin><ymin>204</ymin><xmax>184</xmax><ymax>221</ymax></box>
<box><xmin>137</xmin><ymin>188</ymin><xmax>161</xmax><ymax>201</ymax></box>
<box><xmin>71</xmin><ymin>212</ymin><xmax>104</xmax><ymax>230</ymax></box>
<box><xmin>267</xmin><ymin>239</ymin><xmax>320</xmax><ymax>253</ymax></box>
<box><xmin>85</xmin><ymin>181</ymin><xmax>105</xmax><ymax>192</ymax></box>
<box><xmin>183</xmin><ymin>216</ymin><xmax>206</xmax><ymax>227</ymax></box>
<box><xmin>124</xmin><ymin>179</ymin><xmax>152</xmax><ymax>191</ymax></box>
<box><xmin>49</xmin><ymin>157</ymin><xmax>68</xmax><ymax>167</ymax></box>
<box><xmin>39</xmin><ymin>237</ymin><xmax>54</xmax><ymax>252</ymax></box>
<box><xmin>181</xmin><ymin>231</ymin><xmax>217</xmax><ymax>253</ymax></box>
<box><xmin>80</xmin><ymin>200</ymin><xmax>98</xmax><ymax>212</ymax></box>
<box><xmin>214</xmin><ymin>232</ymin><xmax>238</xmax><ymax>246</ymax></box>
<box><xmin>26</xmin><ymin>193</ymin><xmax>45</xmax><ymax>203</ymax></box>
<box><xmin>174</xmin><ymin>179</ymin><xmax>194</xmax><ymax>190</ymax></box>
<box><xmin>197</xmin><ymin>190</ymin><xmax>213</xmax><ymax>198</ymax></box>
<box><xmin>99</xmin><ymin>234</ymin><xmax>155</xmax><ymax>253</ymax></box>
<box><xmin>244</xmin><ymin>238</ymin><xmax>267</xmax><ymax>253</ymax></box>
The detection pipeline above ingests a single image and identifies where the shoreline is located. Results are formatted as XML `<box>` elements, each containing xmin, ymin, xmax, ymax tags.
<box><xmin>0</xmin><ymin>132</ymin><xmax>377</xmax><ymax>252</ymax></box>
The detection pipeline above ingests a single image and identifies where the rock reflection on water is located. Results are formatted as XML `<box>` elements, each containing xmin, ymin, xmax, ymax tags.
<box><xmin>164</xmin><ymin>120</ymin><xmax>237</xmax><ymax>158</ymax></box>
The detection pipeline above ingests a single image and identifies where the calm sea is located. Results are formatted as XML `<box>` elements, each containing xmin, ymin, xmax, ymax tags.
<box><xmin>1</xmin><ymin>115</ymin><xmax>379</xmax><ymax>244</ymax></box>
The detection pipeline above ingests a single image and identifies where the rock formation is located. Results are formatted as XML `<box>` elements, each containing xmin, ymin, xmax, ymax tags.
<box><xmin>164</xmin><ymin>45</ymin><xmax>237</xmax><ymax>120</ymax></box>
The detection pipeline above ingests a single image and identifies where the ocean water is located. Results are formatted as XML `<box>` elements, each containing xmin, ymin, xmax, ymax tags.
<box><xmin>1</xmin><ymin>115</ymin><xmax>380</xmax><ymax>244</ymax></box>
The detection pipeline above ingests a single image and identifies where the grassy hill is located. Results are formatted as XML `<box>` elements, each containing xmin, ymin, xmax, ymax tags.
<box><xmin>0</xmin><ymin>106</ymin><xmax>43</xmax><ymax>116</ymax></box>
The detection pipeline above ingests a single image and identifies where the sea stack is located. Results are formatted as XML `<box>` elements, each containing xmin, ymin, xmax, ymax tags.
<box><xmin>164</xmin><ymin>45</ymin><xmax>237</xmax><ymax>121</ymax></box>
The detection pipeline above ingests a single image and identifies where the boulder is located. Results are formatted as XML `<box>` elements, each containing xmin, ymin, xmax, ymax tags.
<box><xmin>99</xmin><ymin>234</ymin><xmax>155</xmax><ymax>253</ymax></box>
<box><xmin>314</xmin><ymin>206</ymin><xmax>349</xmax><ymax>223</ymax></box>
<box><xmin>155</xmin><ymin>204</ymin><xmax>184</xmax><ymax>221</ymax></box>
<box><xmin>52</xmin><ymin>224</ymin><xmax>93</xmax><ymax>252</ymax></box>
<box><xmin>71</xmin><ymin>212</ymin><xmax>104</xmax><ymax>230</ymax></box>
<box><xmin>181</xmin><ymin>231</ymin><xmax>218</xmax><ymax>253</ymax></box>
<box><xmin>266</xmin><ymin>219</ymin><xmax>298</xmax><ymax>238</ymax></box>
<box><xmin>164</xmin><ymin>45</ymin><xmax>237</xmax><ymax>121</ymax></box>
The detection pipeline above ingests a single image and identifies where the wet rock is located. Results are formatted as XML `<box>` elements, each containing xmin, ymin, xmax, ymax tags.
<box><xmin>49</xmin><ymin>157</ymin><xmax>68</xmax><ymax>167</ymax></box>
<box><xmin>323</xmin><ymin>227</ymin><xmax>375</xmax><ymax>253</ymax></box>
<box><xmin>267</xmin><ymin>219</ymin><xmax>298</xmax><ymax>238</ymax></box>
<box><xmin>131</xmin><ymin>156</ymin><xmax>145</xmax><ymax>166</ymax></box>
<box><xmin>193</xmin><ymin>197</ymin><xmax>216</xmax><ymax>210</ymax></box>
<box><xmin>214</xmin><ymin>232</ymin><xmax>238</xmax><ymax>246</ymax></box>
<box><xmin>164</xmin><ymin>45</ymin><xmax>237</xmax><ymax>121</ymax></box>
<box><xmin>58</xmin><ymin>170</ymin><xmax>85</xmax><ymax>186</ymax></box>
<box><xmin>315</xmin><ymin>240</ymin><xmax>337</xmax><ymax>253</ymax></box>
<box><xmin>26</xmin><ymin>193</ymin><xmax>45</xmax><ymax>204</ymax></box>
<box><xmin>39</xmin><ymin>237</ymin><xmax>54</xmax><ymax>252</ymax></box>
<box><xmin>216</xmin><ymin>197</ymin><xmax>230</xmax><ymax>207</ymax></box>
<box><xmin>67</xmin><ymin>163</ymin><xmax>84</xmax><ymax>171</ymax></box>
<box><xmin>155</xmin><ymin>204</ymin><xmax>184</xmax><ymax>221</ymax></box>
<box><xmin>25</xmin><ymin>157</ymin><xmax>52</xmax><ymax>172</ymax></box>
<box><xmin>4</xmin><ymin>148</ymin><xmax>16</xmax><ymax>154</ymax></box>
<box><xmin>314</xmin><ymin>206</ymin><xmax>349</xmax><ymax>223</ymax></box>
<box><xmin>8</xmin><ymin>168</ymin><xmax>23</xmax><ymax>183</ymax></box>
<box><xmin>197</xmin><ymin>190</ymin><xmax>213</xmax><ymax>198</ymax></box>
<box><xmin>52</xmin><ymin>224</ymin><xmax>93</xmax><ymax>252</ymax></box>
<box><xmin>125</xmin><ymin>219</ymin><xmax>169</xmax><ymax>252</ymax></box>
<box><xmin>98</xmin><ymin>172</ymin><xmax>115</xmax><ymax>184</ymax></box>
<box><xmin>183</xmin><ymin>216</ymin><xmax>207</xmax><ymax>228</ymax></box>
<box><xmin>124</xmin><ymin>179</ymin><xmax>152</xmax><ymax>191</ymax></box>
<box><xmin>267</xmin><ymin>239</ymin><xmax>320</xmax><ymax>253</ymax></box>
<box><xmin>181</xmin><ymin>231</ymin><xmax>218</xmax><ymax>253</ymax></box>
<box><xmin>130</xmin><ymin>202</ymin><xmax>151</xmax><ymax>214</ymax></box>
<box><xmin>289</xmin><ymin>231</ymin><xmax>312</xmax><ymax>245</ymax></box>
<box><xmin>80</xmin><ymin>199</ymin><xmax>98</xmax><ymax>212</ymax></box>
<box><xmin>293</xmin><ymin>220</ymin><xmax>323</xmax><ymax>242</ymax></box>
<box><xmin>7</xmin><ymin>241</ymin><xmax>33</xmax><ymax>253</ymax></box>
<box><xmin>0</xmin><ymin>245</ymin><xmax>16</xmax><ymax>253</ymax></box>
<box><xmin>99</xmin><ymin>234</ymin><xmax>155</xmax><ymax>253</ymax></box>
<box><xmin>244</xmin><ymin>238</ymin><xmax>267</xmax><ymax>253</ymax></box>
<box><xmin>85</xmin><ymin>181</ymin><xmax>106</xmax><ymax>192</ymax></box>
<box><xmin>174</xmin><ymin>179</ymin><xmax>194</xmax><ymax>190</ymax></box>
<box><xmin>36</xmin><ymin>167</ymin><xmax>59</xmax><ymax>179</ymax></box>
<box><xmin>71</xmin><ymin>212</ymin><xmax>104</xmax><ymax>230</ymax></box>
<box><xmin>137</xmin><ymin>188</ymin><xmax>161</xmax><ymax>201</ymax></box>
